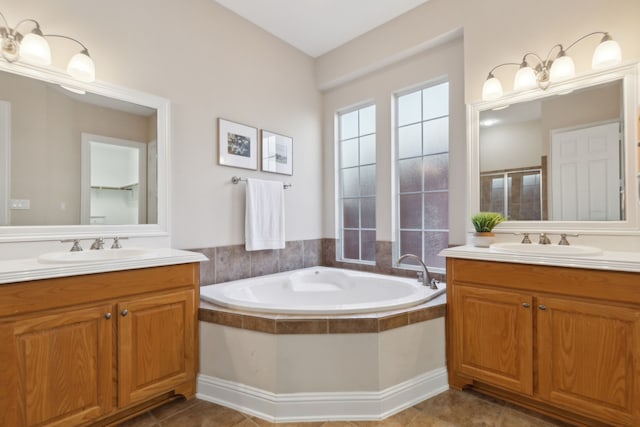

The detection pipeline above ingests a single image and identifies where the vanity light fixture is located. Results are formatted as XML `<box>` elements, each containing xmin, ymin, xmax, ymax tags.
<box><xmin>0</xmin><ymin>11</ymin><xmax>95</xmax><ymax>82</ymax></box>
<box><xmin>482</xmin><ymin>31</ymin><xmax>622</xmax><ymax>101</ymax></box>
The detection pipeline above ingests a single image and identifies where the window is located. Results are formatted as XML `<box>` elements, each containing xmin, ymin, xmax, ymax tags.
<box><xmin>395</xmin><ymin>82</ymin><xmax>449</xmax><ymax>270</ymax></box>
<box><xmin>337</xmin><ymin>104</ymin><xmax>376</xmax><ymax>262</ymax></box>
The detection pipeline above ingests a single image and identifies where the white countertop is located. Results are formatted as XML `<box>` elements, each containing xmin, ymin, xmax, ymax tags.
<box><xmin>440</xmin><ymin>245</ymin><xmax>640</xmax><ymax>273</ymax></box>
<box><xmin>0</xmin><ymin>248</ymin><xmax>207</xmax><ymax>285</ymax></box>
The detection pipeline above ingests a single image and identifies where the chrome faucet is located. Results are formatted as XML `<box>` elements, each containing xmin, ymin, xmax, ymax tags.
<box><xmin>538</xmin><ymin>233</ymin><xmax>551</xmax><ymax>245</ymax></box>
<box><xmin>90</xmin><ymin>237</ymin><xmax>105</xmax><ymax>250</ymax></box>
<box><xmin>61</xmin><ymin>239</ymin><xmax>83</xmax><ymax>252</ymax></box>
<box><xmin>111</xmin><ymin>236</ymin><xmax>128</xmax><ymax>249</ymax></box>
<box><xmin>558</xmin><ymin>234</ymin><xmax>570</xmax><ymax>246</ymax></box>
<box><xmin>398</xmin><ymin>254</ymin><xmax>439</xmax><ymax>290</ymax></box>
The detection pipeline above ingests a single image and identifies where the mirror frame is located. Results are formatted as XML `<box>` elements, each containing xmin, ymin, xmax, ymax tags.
<box><xmin>0</xmin><ymin>60</ymin><xmax>170</xmax><ymax>242</ymax></box>
<box><xmin>467</xmin><ymin>61</ymin><xmax>639</xmax><ymax>235</ymax></box>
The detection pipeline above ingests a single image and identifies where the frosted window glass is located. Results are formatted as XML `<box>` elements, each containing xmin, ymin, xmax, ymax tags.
<box><xmin>423</xmin><ymin>153</ymin><xmax>448</xmax><ymax>191</ymax></box>
<box><xmin>361</xmin><ymin>198</ymin><xmax>376</xmax><ymax>228</ymax></box>
<box><xmin>341</xmin><ymin>137</ymin><xmax>359</xmax><ymax>168</ymax></box>
<box><xmin>359</xmin><ymin>135</ymin><xmax>376</xmax><ymax>165</ymax></box>
<box><xmin>423</xmin><ymin>117</ymin><xmax>448</xmax><ymax>155</ymax></box>
<box><xmin>360</xmin><ymin>165</ymin><xmax>376</xmax><ymax>197</ymax></box>
<box><xmin>359</xmin><ymin>105</ymin><xmax>375</xmax><ymax>135</ymax></box>
<box><xmin>361</xmin><ymin>230</ymin><xmax>376</xmax><ymax>261</ymax></box>
<box><xmin>343</xmin><ymin>199</ymin><xmax>359</xmax><ymax>228</ymax></box>
<box><xmin>423</xmin><ymin>192</ymin><xmax>449</xmax><ymax>230</ymax></box>
<box><xmin>340</xmin><ymin>110</ymin><xmax>358</xmax><ymax>140</ymax></box>
<box><xmin>342</xmin><ymin>168</ymin><xmax>359</xmax><ymax>197</ymax></box>
<box><xmin>399</xmin><ymin>157</ymin><xmax>422</xmax><ymax>193</ymax></box>
<box><xmin>424</xmin><ymin>231</ymin><xmax>448</xmax><ymax>269</ymax></box>
<box><xmin>343</xmin><ymin>230</ymin><xmax>359</xmax><ymax>259</ymax></box>
<box><xmin>400</xmin><ymin>194</ymin><xmax>422</xmax><ymax>229</ymax></box>
<box><xmin>400</xmin><ymin>231</ymin><xmax>422</xmax><ymax>265</ymax></box>
<box><xmin>423</xmin><ymin>82</ymin><xmax>449</xmax><ymax>120</ymax></box>
<box><xmin>398</xmin><ymin>124</ymin><xmax>422</xmax><ymax>159</ymax></box>
<box><xmin>397</xmin><ymin>91</ymin><xmax>421</xmax><ymax>126</ymax></box>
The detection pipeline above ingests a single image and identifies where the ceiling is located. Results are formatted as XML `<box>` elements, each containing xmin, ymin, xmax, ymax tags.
<box><xmin>214</xmin><ymin>0</ymin><xmax>430</xmax><ymax>58</ymax></box>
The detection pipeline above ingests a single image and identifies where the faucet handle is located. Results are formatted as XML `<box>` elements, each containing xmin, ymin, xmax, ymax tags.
<box><xmin>111</xmin><ymin>236</ymin><xmax>129</xmax><ymax>249</ymax></box>
<box><xmin>61</xmin><ymin>239</ymin><xmax>83</xmax><ymax>252</ymax></box>
<box><xmin>538</xmin><ymin>233</ymin><xmax>551</xmax><ymax>245</ymax></box>
<box><xmin>558</xmin><ymin>234</ymin><xmax>570</xmax><ymax>246</ymax></box>
<box><xmin>90</xmin><ymin>237</ymin><xmax>105</xmax><ymax>250</ymax></box>
<box><xmin>416</xmin><ymin>271</ymin><xmax>424</xmax><ymax>283</ymax></box>
<box><xmin>521</xmin><ymin>233</ymin><xmax>531</xmax><ymax>244</ymax></box>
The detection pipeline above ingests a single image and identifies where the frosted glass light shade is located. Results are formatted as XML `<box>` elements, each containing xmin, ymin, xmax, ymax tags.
<box><xmin>20</xmin><ymin>32</ymin><xmax>51</xmax><ymax>65</ymax></box>
<box><xmin>482</xmin><ymin>76</ymin><xmax>503</xmax><ymax>101</ymax></box>
<box><xmin>549</xmin><ymin>55</ymin><xmax>575</xmax><ymax>82</ymax></box>
<box><xmin>513</xmin><ymin>66</ymin><xmax>537</xmax><ymax>91</ymax></box>
<box><xmin>592</xmin><ymin>39</ymin><xmax>622</xmax><ymax>69</ymax></box>
<box><xmin>67</xmin><ymin>52</ymin><xmax>95</xmax><ymax>82</ymax></box>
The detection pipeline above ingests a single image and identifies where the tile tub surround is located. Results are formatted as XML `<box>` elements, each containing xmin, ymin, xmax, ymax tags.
<box><xmin>190</xmin><ymin>239</ymin><xmax>445</xmax><ymax>286</ymax></box>
<box><xmin>199</xmin><ymin>294</ymin><xmax>446</xmax><ymax>334</ymax></box>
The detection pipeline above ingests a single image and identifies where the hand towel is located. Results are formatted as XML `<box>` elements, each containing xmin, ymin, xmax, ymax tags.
<box><xmin>245</xmin><ymin>178</ymin><xmax>285</xmax><ymax>251</ymax></box>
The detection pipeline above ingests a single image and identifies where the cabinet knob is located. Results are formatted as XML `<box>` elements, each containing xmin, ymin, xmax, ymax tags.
<box><xmin>121</xmin><ymin>309</ymin><xmax>128</xmax><ymax>317</ymax></box>
<box><xmin>522</xmin><ymin>303</ymin><xmax>531</xmax><ymax>308</ymax></box>
<box><xmin>538</xmin><ymin>305</ymin><xmax>547</xmax><ymax>311</ymax></box>
<box><xmin>104</xmin><ymin>312</ymin><xmax>112</xmax><ymax>320</ymax></box>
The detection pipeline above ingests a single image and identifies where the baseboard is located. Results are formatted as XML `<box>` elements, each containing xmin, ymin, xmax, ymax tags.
<box><xmin>196</xmin><ymin>367</ymin><xmax>449</xmax><ymax>422</ymax></box>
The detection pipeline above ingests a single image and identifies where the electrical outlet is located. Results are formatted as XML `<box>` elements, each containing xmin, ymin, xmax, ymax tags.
<box><xmin>10</xmin><ymin>199</ymin><xmax>30</xmax><ymax>210</ymax></box>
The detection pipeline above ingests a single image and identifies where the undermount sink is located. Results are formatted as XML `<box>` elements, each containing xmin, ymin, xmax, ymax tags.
<box><xmin>489</xmin><ymin>242</ymin><xmax>603</xmax><ymax>257</ymax></box>
<box><xmin>38</xmin><ymin>248</ymin><xmax>159</xmax><ymax>264</ymax></box>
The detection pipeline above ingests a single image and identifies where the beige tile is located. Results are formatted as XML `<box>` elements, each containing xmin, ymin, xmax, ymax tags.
<box><xmin>243</xmin><ymin>315</ymin><xmax>277</xmax><ymax>333</ymax></box>
<box><xmin>160</xmin><ymin>400</ymin><xmax>246</xmax><ymax>427</ymax></box>
<box><xmin>117</xmin><ymin>412</ymin><xmax>159</xmax><ymax>427</ymax></box>
<box><xmin>250</xmin><ymin>249</ymin><xmax>279</xmax><ymax>277</ymax></box>
<box><xmin>216</xmin><ymin>245</ymin><xmax>252</xmax><ymax>283</ymax></box>
<box><xmin>150</xmin><ymin>397</ymin><xmax>200</xmax><ymax>421</ymax></box>
<box><xmin>500</xmin><ymin>405</ymin><xmax>570</xmax><ymax>426</ymax></box>
<box><xmin>378</xmin><ymin>313</ymin><xmax>408</xmax><ymax>331</ymax></box>
<box><xmin>414</xmin><ymin>389</ymin><xmax>504</xmax><ymax>426</ymax></box>
<box><xmin>352</xmin><ymin>406</ymin><xmax>421</xmax><ymax>426</ymax></box>
<box><xmin>328</xmin><ymin>318</ymin><xmax>378</xmax><ymax>333</ymax></box>
<box><xmin>320</xmin><ymin>422</ymin><xmax>357</xmax><ymax>427</ymax></box>
<box><xmin>405</xmin><ymin>413</ymin><xmax>456</xmax><ymax>427</ymax></box>
<box><xmin>250</xmin><ymin>417</ymin><xmax>323</xmax><ymax>427</ymax></box>
<box><xmin>231</xmin><ymin>418</ymin><xmax>260</xmax><ymax>427</ymax></box>
<box><xmin>199</xmin><ymin>308</ymin><xmax>243</xmax><ymax>328</ymax></box>
<box><xmin>408</xmin><ymin>305</ymin><xmax>446</xmax><ymax>325</ymax></box>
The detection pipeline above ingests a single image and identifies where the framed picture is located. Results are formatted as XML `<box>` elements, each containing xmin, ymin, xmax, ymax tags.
<box><xmin>218</xmin><ymin>118</ymin><xmax>258</xmax><ymax>170</ymax></box>
<box><xmin>261</xmin><ymin>130</ymin><xmax>293</xmax><ymax>175</ymax></box>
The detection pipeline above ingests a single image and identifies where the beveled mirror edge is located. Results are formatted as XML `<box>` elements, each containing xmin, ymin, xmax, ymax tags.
<box><xmin>467</xmin><ymin>61</ymin><xmax>640</xmax><ymax>235</ymax></box>
<box><xmin>0</xmin><ymin>60</ymin><xmax>170</xmax><ymax>243</ymax></box>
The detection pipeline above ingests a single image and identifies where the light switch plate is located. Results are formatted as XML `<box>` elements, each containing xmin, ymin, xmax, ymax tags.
<box><xmin>10</xmin><ymin>199</ymin><xmax>30</xmax><ymax>210</ymax></box>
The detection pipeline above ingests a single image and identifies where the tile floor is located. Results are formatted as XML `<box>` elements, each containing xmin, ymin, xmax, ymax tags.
<box><xmin>119</xmin><ymin>389</ymin><xmax>570</xmax><ymax>426</ymax></box>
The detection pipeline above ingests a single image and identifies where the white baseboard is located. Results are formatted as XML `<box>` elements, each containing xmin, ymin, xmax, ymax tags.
<box><xmin>196</xmin><ymin>368</ymin><xmax>449</xmax><ymax>422</ymax></box>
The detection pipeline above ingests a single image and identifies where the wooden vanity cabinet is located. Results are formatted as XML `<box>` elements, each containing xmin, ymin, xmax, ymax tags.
<box><xmin>447</xmin><ymin>258</ymin><xmax>640</xmax><ymax>426</ymax></box>
<box><xmin>0</xmin><ymin>263</ymin><xmax>200</xmax><ymax>427</ymax></box>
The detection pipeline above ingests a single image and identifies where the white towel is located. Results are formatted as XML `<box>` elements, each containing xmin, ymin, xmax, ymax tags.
<box><xmin>245</xmin><ymin>178</ymin><xmax>285</xmax><ymax>251</ymax></box>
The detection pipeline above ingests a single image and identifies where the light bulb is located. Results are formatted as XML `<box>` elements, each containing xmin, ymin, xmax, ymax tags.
<box><xmin>592</xmin><ymin>37</ymin><xmax>622</xmax><ymax>69</ymax></box>
<box><xmin>513</xmin><ymin>66</ymin><xmax>537</xmax><ymax>91</ymax></box>
<box><xmin>482</xmin><ymin>75</ymin><xmax>503</xmax><ymax>101</ymax></box>
<box><xmin>549</xmin><ymin>54</ymin><xmax>575</xmax><ymax>83</ymax></box>
<box><xmin>20</xmin><ymin>32</ymin><xmax>51</xmax><ymax>65</ymax></box>
<box><xmin>67</xmin><ymin>51</ymin><xmax>95</xmax><ymax>82</ymax></box>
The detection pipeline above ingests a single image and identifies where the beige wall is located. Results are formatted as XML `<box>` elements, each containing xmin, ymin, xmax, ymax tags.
<box><xmin>0</xmin><ymin>73</ymin><xmax>149</xmax><ymax>225</ymax></box>
<box><xmin>317</xmin><ymin>0</ymin><xmax>640</xmax><ymax>246</ymax></box>
<box><xmin>2</xmin><ymin>0</ymin><xmax>323</xmax><ymax>248</ymax></box>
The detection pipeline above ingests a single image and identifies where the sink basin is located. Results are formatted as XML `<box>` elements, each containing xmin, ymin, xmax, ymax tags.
<box><xmin>38</xmin><ymin>248</ymin><xmax>158</xmax><ymax>264</ymax></box>
<box><xmin>489</xmin><ymin>242</ymin><xmax>602</xmax><ymax>257</ymax></box>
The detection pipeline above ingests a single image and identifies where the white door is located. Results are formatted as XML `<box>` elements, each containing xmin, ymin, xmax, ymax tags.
<box><xmin>551</xmin><ymin>122</ymin><xmax>621</xmax><ymax>220</ymax></box>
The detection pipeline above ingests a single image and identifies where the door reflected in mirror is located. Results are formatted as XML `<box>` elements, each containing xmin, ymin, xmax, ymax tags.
<box><xmin>479</xmin><ymin>80</ymin><xmax>623</xmax><ymax>221</ymax></box>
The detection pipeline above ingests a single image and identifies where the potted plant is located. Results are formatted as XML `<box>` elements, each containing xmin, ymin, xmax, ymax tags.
<box><xmin>470</xmin><ymin>212</ymin><xmax>505</xmax><ymax>247</ymax></box>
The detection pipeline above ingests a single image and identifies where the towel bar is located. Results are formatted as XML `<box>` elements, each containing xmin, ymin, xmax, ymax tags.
<box><xmin>231</xmin><ymin>176</ymin><xmax>292</xmax><ymax>189</ymax></box>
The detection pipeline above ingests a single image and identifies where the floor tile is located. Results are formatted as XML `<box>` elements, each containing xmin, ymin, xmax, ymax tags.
<box><xmin>414</xmin><ymin>389</ymin><xmax>505</xmax><ymax>426</ymax></box>
<box><xmin>159</xmin><ymin>400</ymin><xmax>246</xmax><ymax>427</ymax></box>
<box><xmin>117</xmin><ymin>412</ymin><xmax>159</xmax><ymax>427</ymax></box>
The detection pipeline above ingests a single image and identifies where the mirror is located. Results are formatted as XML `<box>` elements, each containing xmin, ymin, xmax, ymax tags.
<box><xmin>469</xmin><ymin>62</ymin><xmax>638</xmax><ymax>232</ymax></box>
<box><xmin>0</xmin><ymin>61</ymin><xmax>169</xmax><ymax>241</ymax></box>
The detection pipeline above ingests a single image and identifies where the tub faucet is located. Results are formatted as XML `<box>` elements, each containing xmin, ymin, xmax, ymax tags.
<box><xmin>398</xmin><ymin>254</ymin><xmax>439</xmax><ymax>290</ymax></box>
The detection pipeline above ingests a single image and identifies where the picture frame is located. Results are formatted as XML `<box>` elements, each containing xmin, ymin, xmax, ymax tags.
<box><xmin>218</xmin><ymin>118</ymin><xmax>258</xmax><ymax>170</ymax></box>
<box><xmin>261</xmin><ymin>130</ymin><xmax>293</xmax><ymax>176</ymax></box>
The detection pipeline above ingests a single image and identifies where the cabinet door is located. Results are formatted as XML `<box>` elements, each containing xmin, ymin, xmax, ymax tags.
<box><xmin>4</xmin><ymin>304</ymin><xmax>113</xmax><ymax>427</ymax></box>
<box><xmin>453</xmin><ymin>285</ymin><xmax>533</xmax><ymax>394</ymax></box>
<box><xmin>538</xmin><ymin>296</ymin><xmax>640</xmax><ymax>426</ymax></box>
<box><xmin>118</xmin><ymin>289</ymin><xmax>195</xmax><ymax>407</ymax></box>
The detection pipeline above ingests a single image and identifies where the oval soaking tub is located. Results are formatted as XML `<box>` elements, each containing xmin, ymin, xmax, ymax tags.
<box><xmin>200</xmin><ymin>266</ymin><xmax>446</xmax><ymax>314</ymax></box>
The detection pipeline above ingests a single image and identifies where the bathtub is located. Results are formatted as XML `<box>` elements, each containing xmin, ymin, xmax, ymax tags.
<box><xmin>200</xmin><ymin>266</ymin><xmax>446</xmax><ymax>314</ymax></box>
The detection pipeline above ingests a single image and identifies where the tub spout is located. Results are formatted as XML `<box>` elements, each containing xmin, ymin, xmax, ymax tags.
<box><xmin>398</xmin><ymin>254</ymin><xmax>439</xmax><ymax>290</ymax></box>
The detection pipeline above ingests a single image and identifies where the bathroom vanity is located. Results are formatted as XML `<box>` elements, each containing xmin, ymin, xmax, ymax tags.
<box><xmin>0</xmin><ymin>250</ymin><xmax>204</xmax><ymax>427</ymax></box>
<box><xmin>442</xmin><ymin>247</ymin><xmax>640</xmax><ymax>426</ymax></box>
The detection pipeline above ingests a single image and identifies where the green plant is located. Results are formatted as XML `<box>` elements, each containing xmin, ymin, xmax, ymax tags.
<box><xmin>471</xmin><ymin>212</ymin><xmax>505</xmax><ymax>232</ymax></box>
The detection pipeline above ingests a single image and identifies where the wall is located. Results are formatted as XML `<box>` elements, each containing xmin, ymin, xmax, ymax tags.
<box><xmin>317</xmin><ymin>0</ymin><xmax>640</xmax><ymax>248</ymax></box>
<box><xmin>480</xmin><ymin>121</ymin><xmax>542</xmax><ymax>172</ymax></box>
<box><xmin>1</xmin><ymin>0</ymin><xmax>322</xmax><ymax>250</ymax></box>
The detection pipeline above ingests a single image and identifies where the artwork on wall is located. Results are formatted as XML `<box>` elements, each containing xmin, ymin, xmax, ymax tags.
<box><xmin>261</xmin><ymin>130</ymin><xmax>293</xmax><ymax>176</ymax></box>
<box><xmin>218</xmin><ymin>118</ymin><xmax>258</xmax><ymax>170</ymax></box>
